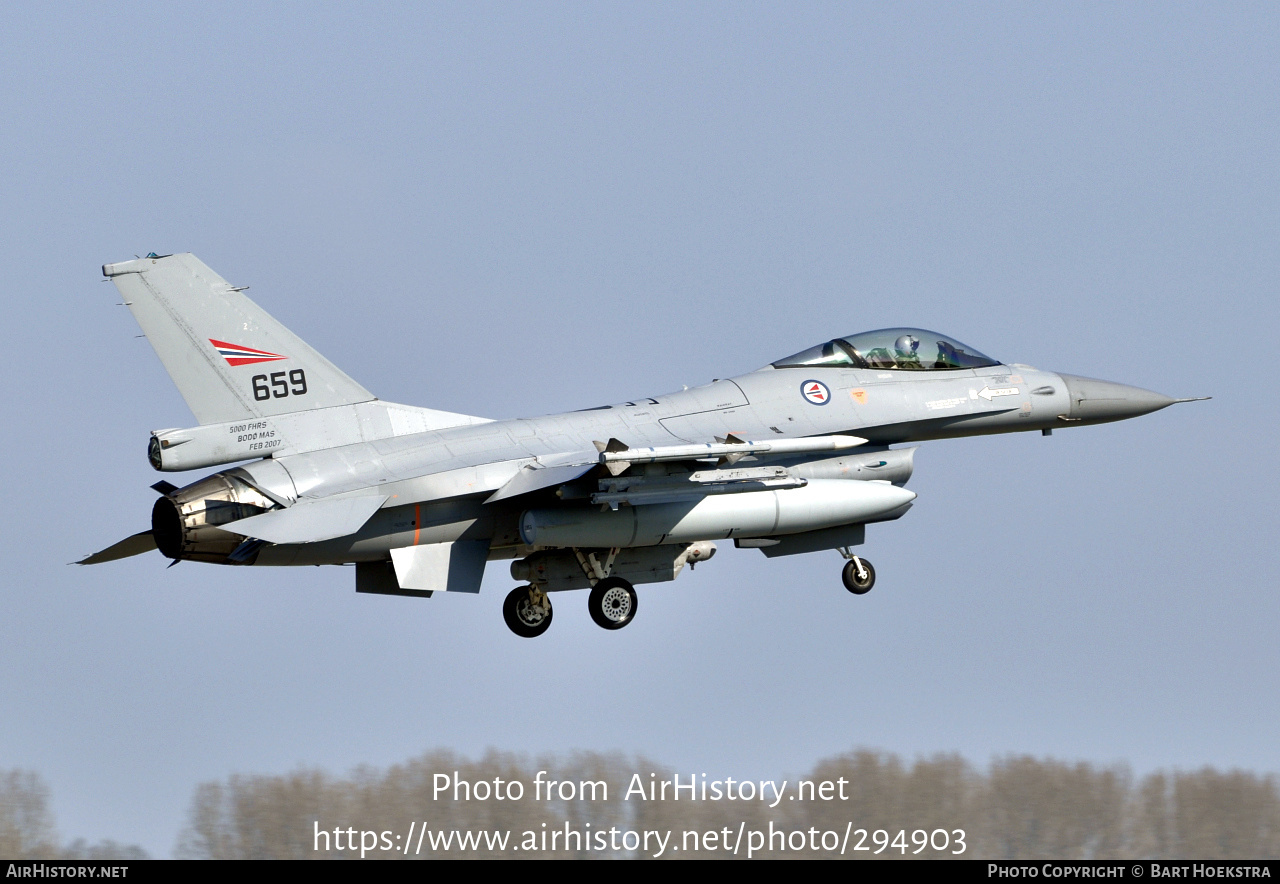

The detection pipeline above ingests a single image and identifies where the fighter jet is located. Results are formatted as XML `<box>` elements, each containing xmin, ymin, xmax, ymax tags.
<box><xmin>81</xmin><ymin>254</ymin><xmax>1205</xmax><ymax>637</ymax></box>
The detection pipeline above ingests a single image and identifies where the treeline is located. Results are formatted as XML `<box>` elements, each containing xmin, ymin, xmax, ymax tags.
<box><xmin>0</xmin><ymin>770</ymin><xmax>148</xmax><ymax>860</ymax></box>
<box><xmin>5</xmin><ymin>753</ymin><xmax>1276</xmax><ymax>859</ymax></box>
<box><xmin>175</xmin><ymin>749</ymin><xmax>1280</xmax><ymax>859</ymax></box>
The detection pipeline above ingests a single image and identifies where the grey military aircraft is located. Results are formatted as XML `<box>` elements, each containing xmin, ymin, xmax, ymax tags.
<box><xmin>81</xmin><ymin>254</ymin><xmax>1205</xmax><ymax>637</ymax></box>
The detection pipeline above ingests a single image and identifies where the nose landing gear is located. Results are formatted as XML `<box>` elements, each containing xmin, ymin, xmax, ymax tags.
<box><xmin>838</xmin><ymin>547</ymin><xmax>875</xmax><ymax>594</ymax></box>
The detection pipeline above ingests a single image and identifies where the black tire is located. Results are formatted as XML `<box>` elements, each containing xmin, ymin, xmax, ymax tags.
<box><xmin>588</xmin><ymin>577</ymin><xmax>638</xmax><ymax>630</ymax></box>
<box><xmin>503</xmin><ymin>585</ymin><xmax>553</xmax><ymax>637</ymax></box>
<box><xmin>842</xmin><ymin>558</ymin><xmax>875</xmax><ymax>594</ymax></box>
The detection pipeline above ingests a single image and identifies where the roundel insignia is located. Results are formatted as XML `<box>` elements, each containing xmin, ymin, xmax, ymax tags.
<box><xmin>801</xmin><ymin>379</ymin><xmax>831</xmax><ymax>405</ymax></box>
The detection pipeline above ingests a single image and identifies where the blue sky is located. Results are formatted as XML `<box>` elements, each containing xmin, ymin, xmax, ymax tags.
<box><xmin>1</xmin><ymin>3</ymin><xmax>1275</xmax><ymax>856</ymax></box>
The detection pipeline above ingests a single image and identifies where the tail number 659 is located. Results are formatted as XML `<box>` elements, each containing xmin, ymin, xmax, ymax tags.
<box><xmin>252</xmin><ymin>370</ymin><xmax>307</xmax><ymax>401</ymax></box>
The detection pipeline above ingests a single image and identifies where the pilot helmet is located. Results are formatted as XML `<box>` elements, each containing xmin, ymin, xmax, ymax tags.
<box><xmin>894</xmin><ymin>334</ymin><xmax>920</xmax><ymax>356</ymax></box>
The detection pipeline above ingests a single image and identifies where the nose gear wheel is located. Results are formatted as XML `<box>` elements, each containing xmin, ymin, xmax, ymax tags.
<box><xmin>841</xmin><ymin>557</ymin><xmax>875</xmax><ymax>594</ymax></box>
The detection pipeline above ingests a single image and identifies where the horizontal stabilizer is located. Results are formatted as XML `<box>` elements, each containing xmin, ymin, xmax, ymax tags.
<box><xmin>485</xmin><ymin>462</ymin><xmax>596</xmax><ymax>503</ymax></box>
<box><xmin>223</xmin><ymin>495</ymin><xmax>387</xmax><ymax>544</ymax></box>
<box><xmin>77</xmin><ymin>531</ymin><xmax>156</xmax><ymax>565</ymax></box>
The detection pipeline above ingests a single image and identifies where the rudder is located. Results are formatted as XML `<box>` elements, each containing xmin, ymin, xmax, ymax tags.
<box><xmin>104</xmin><ymin>253</ymin><xmax>375</xmax><ymax>424</ymax></box>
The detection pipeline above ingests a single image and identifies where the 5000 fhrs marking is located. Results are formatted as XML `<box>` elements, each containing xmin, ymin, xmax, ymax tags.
<box><xmin>251</xmin><ymin>369</ymin><xmax>307</xmax><ymax>401</ymax></box>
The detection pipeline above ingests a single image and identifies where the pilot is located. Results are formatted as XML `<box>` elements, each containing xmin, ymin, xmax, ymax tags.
<box><xmin>894</xmin><ymin>334</ymin><xmax>922</xmax><ymax>369</ymax></box>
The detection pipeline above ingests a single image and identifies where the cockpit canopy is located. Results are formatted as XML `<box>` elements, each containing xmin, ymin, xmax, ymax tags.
<box><xmin>772</xmin><ymin>328</ymin><xmax>1001</xmax><ymax>372</ymax></box>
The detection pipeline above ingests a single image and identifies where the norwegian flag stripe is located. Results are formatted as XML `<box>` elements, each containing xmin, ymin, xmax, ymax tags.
<box><xmin>209</xmin><ymin>338</ymin><xmax>287</xmax><ymax>366</ymax></box>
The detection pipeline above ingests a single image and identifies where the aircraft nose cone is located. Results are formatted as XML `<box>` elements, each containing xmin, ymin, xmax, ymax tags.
<box><xmin>1058</xmin><ymin>374</ymin><xmax>1177</xmax><ymax>424</ymax></box>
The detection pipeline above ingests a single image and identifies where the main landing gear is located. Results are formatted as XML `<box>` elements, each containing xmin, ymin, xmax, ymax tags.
<box><xmin>588</xmin><ymin>576</ymin><xmax>638</xmax><ymax>630</ymax></box>
<box><xmin>503</xmin><ymin>548</ymin><xmax>640</xmax><ymax>637</ymax></box>
<box><xmin>838</xmin><ymin>547</ymin><xmax>875</xmax><ymax>594</ymax></box>
<box><xmin>503</xmin><ymin>585</ymin><xmax>552</xmax><ymax>638</ymax></box>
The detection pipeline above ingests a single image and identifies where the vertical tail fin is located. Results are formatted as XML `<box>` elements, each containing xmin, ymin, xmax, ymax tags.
<box><xmin>104</xmin><ymin>253</ymin><xmax>375</xmax><ymax>425</ymax></box>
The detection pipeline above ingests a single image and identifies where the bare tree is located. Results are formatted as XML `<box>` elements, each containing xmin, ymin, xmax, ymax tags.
<box><xmin>61</xmin><ymin>839</ymin><xmax>149</xmax><ymax>861</ymax></box>
<box><xmin>1170</xmin><ymin>768</ymin><xmax>1280</xmax><ymax>859</ymax></box>
<box><xmin>0</xmin><ymin>770</ymin><xmax>58</xmax><ymax>859</ymax></box>
<box><xmin>978</xmin><ymin>756</ymin><xmax>1130</xmax><ymax>859</ymax></box>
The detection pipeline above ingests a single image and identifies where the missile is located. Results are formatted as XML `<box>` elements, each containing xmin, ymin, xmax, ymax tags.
<box><xmin>594</xmin><ymin>434</ymin><xmax>866</xmax><ymax>474</ymax></box>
